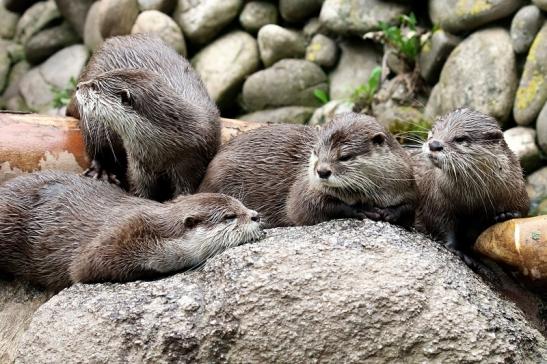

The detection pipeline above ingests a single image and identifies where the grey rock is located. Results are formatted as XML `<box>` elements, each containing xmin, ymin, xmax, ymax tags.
<box><xmin>279</xmin><ymin>0</ymin><xmax>323</xmax><ymax>23</ymax></box>
<box><xmin>536</xmin><ymin>102</ymin><xmax>547</xmax><ymax>154</ymax></box>
<box><xmin>3</xmin><ymin>0</ymin><xmax>40</xmax><ymax>13</ymax></box>
<box><xmin>0</xmin><ymin>48</ymin><xmax>9</xmax><ymax>94</ymax></box>
<box><xmin>192</xmin><ymin>31</ymin><xmax>259</xmax><ymax>109</ymax></box>
<box><xmin>510</xmin><ymin>5</ymin><xmax>544</xmax><ymax>54</ymax></box>
<box><xmin>306</xmin><ymin>34</ymin><xmax>338</xmax><ymax>68</ymax></box>
<box><xmin>303</xmin><ymin>17</ymin><xmax>324</xmax><ymax>39</ymax></box>
<box><xmin>504</xmin><ymin>126</ymin><xmax>542</xmax><ymax>173</ymax></box>
<box><xmin>429</xmin><ymin>0</ymin><xmax>524</xmax><ymax>34</ymax></box>
<box><xmin>257</xmin><ymin>24</ymin><xmax>306</xmax><ymax>67</ymax></box>
<box><xmin>83</xmin><ymin>1</ymin><xmax>104</xmax><ymax>51</ymax></box>
<box><xmin>328</xmin><ymin>40</ymin><xmax>382</xmax><ymax>100</ymax></box>
<box><xmin>242</xmin><ymin>59</ymin><xmax>328</xmax><ymax>111</ymax></box>
<box><xmin>320</xmin><ymin>0</ymin><xmax>409</xmax><ymax>36</ymax></box>
<box><xmin>15</xmin><ymin>0</ymin><xmax>61</xmax><ymax>44</ymax></box>
<box><xmin>137</xmin><ymin>0</ymin><xmax>177</xmax><ymax>13</ymax></box>
<box><xmin>513</xmin><ymin>23</ymin><xmax>547</xmax><ymax>126</ymax></box>
<box><xmin>24</xmin><ymin>22</ymin><xmax>80</xmax><ymax>64</ymax></box>
<box><xmin>13</xmin><ymin>220</ymin><xmax>547</xmax><ymax>363</ymax></box>
<box><xmin>18</xmin><ymin>68</ymin><xmax>54</xmax><ymax>111</ymax></box>
<box><xmin>131</xmin><ymin>10</ymin><xmax>186</xmax><ymax>56</ymax></box>
<box><xmin>239</xmin><ymin>1</ymin><xmax>278</xmax><ymax>34</ymax></box>
<box><xmin>240</xmin><ymin>106</ymin><xmax>316</xmax><ymax>124</ymax></box>
<box><xmin>1</xmin><ymin>60</ymin><xmax>31</xmax><ymax>100</ymax></box>
<box><xmin>4</xmin><ymin>94</ymin><xmax>29</xmax><ymax>111</ymax></box>
<box><xmin>0</xmin><ymin>280</ymin><xmax>52</xmax><ymax>363</ymax></box>
<box><xmin>100</xmin><ymin>0</ymin><xmax>140</xmax><ymax>38</ymax></box>
<box><xmin>419</xmin><ymin>30</ymin><xmax>461</xmax><ymax>84</ymax></box>
<box><xmin>54</xmin><ymin>0</ymin><xmax>94</xmax><ymax>37</ymax></box>
<box><xmin>174</xmin><ymin>0</ymin><xmax>242</xmax><ymax>45</ymax></box>
<box><xmin>0</xmin><ymin>3</ymin><xmax>19</xmax><ymax>39</ymax></box>
<box><xmin>532</xmin><ymin>0</ymin><xmax>547</xmax><ymax>11</ymax></box>
<box><xmin>308</xmin><ymin>99</ymin><xmax>354</xmax><ymax>125</ymax></box>
<box><xmin>425</xmin><ymin>28</ymin><xmax>517</xmax><ymax>123</ymax></box>
<box><xmin>526</xmin><ymin>166</ymin><xmax>547</xmax><ymax>203</ymax></box>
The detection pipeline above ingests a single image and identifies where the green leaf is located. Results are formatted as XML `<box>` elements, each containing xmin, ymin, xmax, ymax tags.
<box><xmin>367</xmin><ymin>66</ymin><xmax>382</xmax><ymax>95</ymax></box>
<box><xmin>313</xmin><ymin>89</ymin><xmax>330</xmax><ymax>105</ymax></box>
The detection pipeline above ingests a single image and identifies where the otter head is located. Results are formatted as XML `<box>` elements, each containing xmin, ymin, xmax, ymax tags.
<box><xmin>423</xmin><ymin>108</ymin><xmax>506</xmax><ymax>180</ymax></box>
<box><xmin>308</xmin><ymin>112</ymin><xmax>413</xmax><ymax>205</ymax></box>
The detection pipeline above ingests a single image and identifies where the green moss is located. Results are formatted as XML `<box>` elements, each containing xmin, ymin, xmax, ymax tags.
<box><xmin>457</xmin><ymin>0</ymin><xmax>491</xmax><ymax>16</ymax></box>
<box><xmin>515</xmin><ymin>72</ymin><xmax>544</xmax><ymax>111</ymax></box>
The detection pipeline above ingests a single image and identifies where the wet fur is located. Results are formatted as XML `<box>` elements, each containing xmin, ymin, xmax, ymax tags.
<box><xmin>0</xmin><ymin>172</ymin><xmax>263</xmax><ymax>291</ymax></box>
<box><xmin>414</xmin><ymin>108</ymin><xmax>529</xmax><ymax>251</ymax></box>
<box><xmin>199</xmin><ymin>113</ymin><xmax>417</xmax><ymax>228</ymax></box>
<box><xmin>66</xmin><ymin>34</ymin><xmax>220</xmax><ymax>201</ymax></box>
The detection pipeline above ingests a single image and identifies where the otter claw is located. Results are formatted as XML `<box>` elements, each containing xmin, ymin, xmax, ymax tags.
<box><xmin>494</xmin><ymin>211</ymin><xmax>522</xmax><ymax>223</ymax></box>
<box><xmin>83</xmin><ymin>160</ymin><xmax>121</xmax><ymax>186</ymax></box>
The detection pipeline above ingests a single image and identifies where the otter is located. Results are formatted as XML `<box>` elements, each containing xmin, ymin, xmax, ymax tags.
<box><xmin>66</xmin><ymin>34</ymin><xmax>220</xmax><ymax>201</ymax></box>
<box><xmin>199</xmin><ymin>112</ymin><xmax>417</xmax><ymax>228</ymax></box>
<box><xmin>0</xmin><ymin>172</ymin><xmax>263</xmax><ymax>291</ymax></box>
<box><xmin>414</xmin><ymin>108</ymin><xmax>529</xmax><ymax>258</ymax></box>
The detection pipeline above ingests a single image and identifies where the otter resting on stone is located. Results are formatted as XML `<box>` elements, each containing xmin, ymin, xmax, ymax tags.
<box><xmin>67</xmin><ymin>34</ymin><xmax>220</xmax><ymax>201</ymax></box>
<box><xmin>414</xmin><ymin>108</ymin><xmax>529</xmax><ymax>261</ymax></box>
<box><xmin>0</xmin><ymin>172</ymin><xmax>264</xmax><ymax>291</ymax></box>
<box><xmin>199</xmin><ymin>112</ymin><xmax>417</xmax><ymax>228</ymax></box>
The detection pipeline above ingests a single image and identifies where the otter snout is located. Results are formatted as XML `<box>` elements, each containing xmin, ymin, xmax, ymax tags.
<box><xmin>249</xmin><ymin>210</ymin><xmax>261</xmax><ymax>223</ymax></box>
<box><xmin>428</xmin><ymin>140</ymin><xmax>444</xmax><ymax>152</ymax></box>
<box><xmin>316</xmin><ymin>164</ymin><xmax>332</xmax><ymax>180</ymax></box>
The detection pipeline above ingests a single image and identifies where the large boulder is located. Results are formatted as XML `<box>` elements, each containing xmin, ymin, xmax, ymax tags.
<box><xmin>320</xmin><ymin>0</ymin><xmax>409</xmax><ymax>36</ymax></box>
<box><xmin>24</xmin><ymin>22</ymin><xmax>80</xmax><ymax>64</ymax></box>
<box><xmin>257</xmin><ymin>25</ymin><xmax>306</xmax><ymax>67</ymax></box>
<box><xmin>425</xmin><ymin>28</ymin><xmax>517</xmax><ymax>123</ymax></box>
<box><xmin>192</xmin><ymin>31</ymin><xmax>259</xmax><ymax>109</ymax></box>
<box><xmin>510</xmin><ymin>5</ymin><xmax>544</xmax><ymax>54</ymax></box>
<box><xmin>131</xmin><ymin>10</ymin><xmax>186</xmax><ymax>56</ymax></box>
<box><xmin>10</xmin><ymin>220</ymin><xmax>547</xmax><ymax>363</ymax></box>
<box><xmin>513</xmin><ymin>23</ymin><xmax>547</xmax><ymax>126</ymax></box>
<box><xmin>429</xmin><ymin>0</ymin><xmax>524</xmax><ymax>34</ymax></box>
<box><xmin>15</xmin><ymin>0</ymin><xmax>61</xmax><ymax>44</ymax></box>
<box><xmin>239</xmin><ymin>1</ymin><xmax>278</xmax><ymax>34</ymax></box>
<box><xmin>174</xmin><ymin>0</ymin><xmax>242</xmax><ymax>45</ymax></box>
<box><xmin>328</xmin><ymin>40</ymin><xmax>382</xmax><ymax>100</ymax></box>
<box><xmin>83</xmin><ymin>1</ymin><xmax>104</xmax><ymax>51</ymax></box>
<box><xmin>242</xmin><ymin>59</ymin><xmax>328</xmax><ymax>111</ymax></box>
<box><xmin>100</xmin><ymin>0</ymin><xmax>140</xmax><ymax>38</ymax></box>
<box><xmin>54</xmin><ymin>0</ymin><xmax>95</xmax><ymax>38</ymax></box>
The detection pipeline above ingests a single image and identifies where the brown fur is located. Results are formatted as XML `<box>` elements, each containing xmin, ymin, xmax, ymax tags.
<box><xmin>414</xmin><ymin>108</ymin><xmax>530</xmax><ymax>251</ymax></box>
<box><xmin>199</xmin><ymin>112</ymin><xmax>417</xmax><ymax>228</ymax></box>
<box><xmin>0</xmin><ymin>172</ymin><xmax>263</xmax><ymax>291</ymax></box>
<box><xmin>66</xmin><ymin>34</ymin><xmax>220</xmax><ymax>201</ymax></box>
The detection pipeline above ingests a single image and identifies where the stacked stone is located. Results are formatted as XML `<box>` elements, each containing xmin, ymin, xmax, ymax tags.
<box><xmin>0</xmin><ymin>0</ymin><xmax>546</xmax><ymax>210</ymax></box>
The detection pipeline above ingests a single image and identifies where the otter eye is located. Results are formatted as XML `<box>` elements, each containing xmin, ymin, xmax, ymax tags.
<box><xmin>90</xmin><ymin>82</ymin><xmax>98</xmax><ymax>91</ymax></box>
<box><xmin>338</xmin><ymin>154</ymin><xmax>352</xmax><ymax>162</ymax></box>
<box><xmin>224</xmin><ymin>214</ymin><xmax>237</xmax><ymax>222</ymax></box>
<box><xmin>371</xmin><ymin>133</ymin><xmax>385</xmax><ymax>145</ymax></box>
<box><xmin>184</xmin><ymin>217</ymin><xmax>200</xmax><ymax>229</ymax></box>
<box><xmin>453</xmin><ymin>136</ymin><xmax>470</xmax><ymax>143</ymax></box>
<box><xmin>483</xmin><ymin>131</ymin><xmax>503</xmax><ymax>141</ymax></box>
<box><xmin>119</xmin><ymin>90</ymin><xmax>132</xmax><ymax>106</ymax></box>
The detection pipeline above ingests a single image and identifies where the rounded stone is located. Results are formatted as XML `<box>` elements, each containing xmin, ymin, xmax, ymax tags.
<box><xmin>24</xmin><ymin>22</ymin><xmax>80</xmax><ymax>65</ymax></box>
<box><xmin>242</xmin><ymin>59</ymin><xmax>328</xmax><ymax>111</ymax></box>
<box><xmin>308</xmin><ymin>100</ymin><xmax>355</xmax><ymax>125</ymax></box>
<box><xmin>3</xmin><ymin>0</ymin><xmax>41</xmax><ymax>13</ymax></box>
<box><xmin>503</xmin><ymin>126</ymin><xmax>542</xmax><ymax>173</ymax></box>
<box><xmin>54</xmin><ymin>0</ymin><xmax>95</xmax><ymax>38</ymax></box>
<box><xmin>100</xmin><ymin>0</ymin><xmax>139</xmax><ymax>38</ymax></box>
<box><xmin>513</xmin><ymin>23</ymin><xmax>547</xmax><ymax>126</ymax></box>
<box><xmin>240</xmin><ymin>106</ymin><xmax>316</xmax><ymax>125</ymax></box>
<box><xmin>0</xmin><ymin>48</ymin><xmax>9</xmax><ymax>94</ymax></box>
<box><xmin>526</xmin><ymin>166</ymin><xmax>547</xmax><ymax>203</ymax></box>
<box><xmin>0</xmin><ymin>3</ymin><xmax>20</xmax><ymax>39</ymax></box>
<box><xmin>279</xmin><ymin>0</ymin><xmax>323</xmax><ymax>23</ymax></box>
<box><xmin>425</xmin><ymin>28</ymin><xmax>517</xmax><ymax>123</ymax></box>
<box><xmin>15</xmin><ymin>0</ymin><xmax>61</xmax><ymax>44</ymax></box>
<box><xmin>536</xmin><ymin>102</ymin><xmax>547</xmax><ymax>154</ymax></box>
<box><xmin>174</xmin><ymin>0</ymin><xmax>242</xmax><ymax>45</ymax></box>
<box><xmin>192</xmin><ymin>31</ymin><xmax>259</xmax><ymax>109</ymax></box>
<box><xmin>1</xmin><ymin>60</ymin><xmax>30</xmax><ymax>100</ymax></box>
<box><xmin>131</xmin><ymin>10</ymin><xmax>186</xmax><ymax>56</ymax></box>
<box><xmin>418</xmin><ymin>30</ymin><xmax>461</xmax><ymax>84</ymax></box>
<box><xmin>532</xmin><ymin>0</ymin><xmax>547</xmax><ymax>11</ymax></box>
<box><xmin>306</xmin><ymin>34</ymin><xmax>338</xmax><ymax>68</ymax></box>
<box><xmin>429</xmin><ymin>0</ymin><xmax>523</xmax><ymax>34</ymax></box>
<box><xmin>510</xmin><ymin>5</ymin><xmax>544</xmax><ymax>54</ymax></box>
<box><xmin>328</xmin><ymin>40</ymin><xmax>382</xmax><ymax>101</ymax></box>
<box><xmin>320</xmin><ymin>0</ymin><xmax>409</xmax><ymax>36</ymax></box>
<box><xmin>137</xmin><ymin>0</ymin><xmax>177</xmax><ymax>13</ymax></box>
<box><xmin>257</xmin><ymin>24</ymin><xmax>306</xmax><ymax>67</ymax></box>
<box><xmin>239</xmin><ymin>1</ymin><xmax>278</xmax><ymax>34</ymax></box>
<box><xmin>83</xmin><ymin>1</ymin><xmax>103</xmax><ymax>51</ymax></box>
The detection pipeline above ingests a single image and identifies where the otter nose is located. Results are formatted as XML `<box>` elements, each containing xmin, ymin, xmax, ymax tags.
<box><xmin>250</xmin><ymin>210</ymin><xmax>260</xmax><ymax>222</ymax></box>
<box><xmin>429</xmin><ymin>140</ymin><xmax>444</xmax><ymax>152</ymax></box>
<box><xmin>317</xmin><ymin>168</ymin><xmax>332</xmax><ymax>179</ymax></box>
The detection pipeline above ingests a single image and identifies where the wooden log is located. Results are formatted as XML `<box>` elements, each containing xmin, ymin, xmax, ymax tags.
<box><xmin>0</xmin><ymin>112</ymin><xmax>264</xmax><ymax>184</ymax></box>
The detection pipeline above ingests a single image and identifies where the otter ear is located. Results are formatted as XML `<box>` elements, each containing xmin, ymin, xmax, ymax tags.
<box><xmin>119</xmin><ymin>89</ymin><xmax>132</xmax><ymax>107</ymax></box>
<box><xmin>183</xmin><ymin>216</ymin><xmax>200</xmax><ymax>229</ymax></box>
<box><xmin>483</xmin><ymin>130</ymin><xmax>503</xmax><ymax>140</ymax></box>
<box><xmin>371</xmin><ymin>132</ymin><xmax>386</xmax><ymax>146</ymax></box>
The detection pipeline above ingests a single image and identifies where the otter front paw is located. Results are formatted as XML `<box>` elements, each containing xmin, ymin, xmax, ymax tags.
<box><xmin>494</xmin><ymin>211</ymin><xmax>522</xmax><ymax>223</ymax></box>
<box><xmin>361</xmin><ymin>204</ymin><xmax>414</xmax><ymax>227</ymax></box>
<box><xmin>83</xmin><ymin>160</ymin><xmax>121</xmax><ymax>185</ymax></box>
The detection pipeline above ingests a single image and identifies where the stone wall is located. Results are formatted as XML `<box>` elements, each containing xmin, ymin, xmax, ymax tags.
<box><xmin>0</xmin><ymin>0</ymin><xmax>546</xmax><ymax>210</ymax></box>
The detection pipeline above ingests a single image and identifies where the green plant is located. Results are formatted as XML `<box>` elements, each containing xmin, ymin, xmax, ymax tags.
<box><xmin>349</xmin><ymin>66</ymin><xmax>382</xmax><ymax>106</ymax></box>
<box><xmin>313</xmin><ymin>89</ymin><xmax>330</xmax><ymax>105</ymax></box>
<box><xmin>378</xmin><ymin>13</ymin><xmax>421</xmax><ymax>62</ymax></box>
<box><xmin>51</xmin><ymin>77</ymin><xmax>77</xmax><ymax>108</ymax></box>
